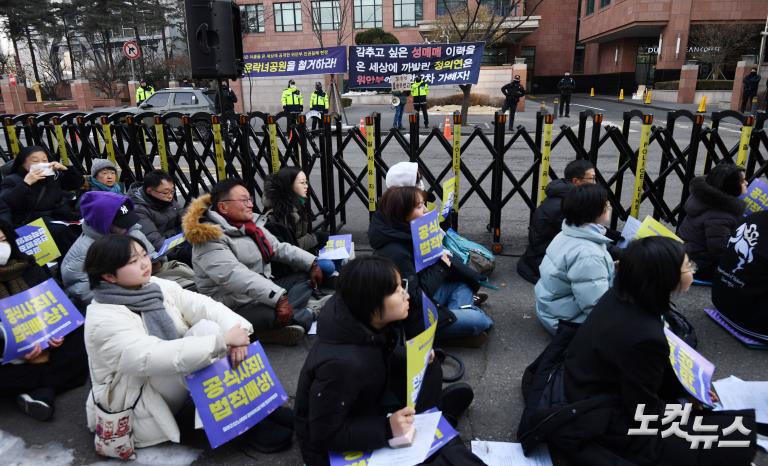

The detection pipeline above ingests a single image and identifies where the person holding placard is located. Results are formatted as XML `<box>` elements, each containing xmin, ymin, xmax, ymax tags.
<box><xmin>128</xmin><ymin>170</ymin><xmax>191</xmax><ymax>266</ymax></box>
<box><xmin>0</xmin><ymin>220</ymin><xmax>88</xmax><ymax>421</ymax></box>
<box><xmin>294</xmin><ymin>256</ymin><xmax>481</xmax><ymax>466</ymax></box>
<box><xmin>369</xmin><ymin>187</ymin><xmax>493</xmax><ymax>346</ymax></box>
<box><xmin>82</xmin><ymin>234</ymin><xmax>300</xmax><ymax>451</ymax></box>
<box><xmin>712</xmin><ymin>210</ymin><xmax>768</xmax><ymax>342</ymax></box>
<box><xmin>535</xmin><ymin>184</ymin><xmax>615</xmax><ymax>335</ymax></box>
<box><xmin>678</xmin><ymin>163</ymin><xmax>747</xmax><ymax>281</ymax></box>
<box><xmin>0</xmin><ymin>145</ymin><xmax>84</xmax><ymax>252</ymax></box>
<box><xmin>263</xmin><ymin>167</ymin><xmax>336</xmax><ymax>279</ymax></box>
<box><xmin>521</xmin><ymin>237</ymin><xmax>756</xmax><ymax>465</ymax></box>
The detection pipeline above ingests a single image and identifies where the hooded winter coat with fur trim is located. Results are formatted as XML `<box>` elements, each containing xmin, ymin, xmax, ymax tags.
<box><xmin>678</xmin><ymin>176</ymin><xmax>745</xmax><ymax>279</ymax></box>
<box><xmin>182</xmin><ymin>194</ymin><xmax>316</xmax><ymax>310</ymax></box>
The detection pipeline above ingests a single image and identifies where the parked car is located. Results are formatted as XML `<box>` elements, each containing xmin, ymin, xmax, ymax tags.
<box><xmin>124</xmin><ymin>88</ymin><xmax>218</xmax><ymax>138</ymax></box>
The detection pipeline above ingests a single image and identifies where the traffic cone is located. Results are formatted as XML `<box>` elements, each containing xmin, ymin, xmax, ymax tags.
<box><xmin>644</xmin><ymin>90</ymin><xmax>652</xmax><ymax>104</ymax></box>
<box><xmin>590</xmin><ymin>87</ymin><xmax>595</xmax><ymax>97</ymax></box>
<box><xmin>697</xmin><ymin>95</ymin><xmax>707</xmax><ymax>113</ymax></box>
<box><xmin>618</xmin><ymin>89</ymin><xmax>624</xmax><ymax>101</ymax></box>
<box><xmin>443</xmin><ymin>116</ymin><xmax>451</xmax><ymax>139</ymax></box>
<box><xmin>359</xmin><ymin>117</ymin><xmax>366</xmax><ymax>137</ymax></box>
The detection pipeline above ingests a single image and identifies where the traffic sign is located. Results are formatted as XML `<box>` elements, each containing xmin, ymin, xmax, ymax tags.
<box><xmin>122</xmin><ymin>41</ymin><xmax>141</xmax><ymax>61</ymax></box>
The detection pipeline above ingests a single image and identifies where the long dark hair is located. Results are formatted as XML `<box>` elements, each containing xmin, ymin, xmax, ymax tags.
<box><xmin>264</xmin><ymin>166</ymin><xmax>309</xmax><ymax>223</ymax></box>
<box><xmin>614</xmin><ymin>236</ymin><xmax>686</xmax><ymax>314</ymax></box>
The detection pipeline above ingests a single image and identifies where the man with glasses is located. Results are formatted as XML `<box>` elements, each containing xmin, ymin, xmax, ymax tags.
<box><xmin>129</xmin><ymin>169</ymin><xmax>191</xmax><ymax>265</ymax></box>
<box><xmin>183</xmin><ymin>179</ymin><xmax>322</xmax><ymax>345</ymax></box>
<box><xmin>518</xmin><ymin>159</ymin><xmax>600</xmax><ymax>284</ymax></box>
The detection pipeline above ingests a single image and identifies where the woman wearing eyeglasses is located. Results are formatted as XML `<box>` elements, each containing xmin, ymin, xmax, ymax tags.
<box><xmin>519</xmin><ymin>237</ymin><xmax>757</xmax><ymax>465</ymax></box>
<box><xmin>294</xmin><ymin>256</ymin><xmax>482</xmax><ymax>466</ymax></box>
<box><xmin>262</xmin><ymin>167</ymin><xmax>337</xmax><ymax>281</ymax></box>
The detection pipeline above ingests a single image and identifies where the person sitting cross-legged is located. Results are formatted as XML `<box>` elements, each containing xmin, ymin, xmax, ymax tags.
<box><xmin>182</xmin><ymin>179</ymin><xmax>323</xmax><ymax>345</ymax></box>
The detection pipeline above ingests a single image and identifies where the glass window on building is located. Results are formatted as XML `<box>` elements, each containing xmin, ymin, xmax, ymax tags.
<box><xmin>585</xmin><ymin>0</ymin><xmax>594</xmax><ymax>15</ymax></box>
<box><xmin>482</xmin><ymin>46</ymin><xmax>509</xmax><ymax>65</ymax></box>
<box><xmin>573</xmin><ymin>44</ymin><xmax>585</xmax><ymax>74</ymax></box>
<box><xmin>436</xmin><ymin>0</ymin><xmax>466</xmax><ymax>17</ymax></box>
<box><xmin>274</xmin><ymin>2</ymin><xmax>303</xmax><ymax>32</ymax></box>
<box><xmin>354</xmin><ymin>0</ymin><xmax>383</xmax><ymax>28</ymax></box>
<box><xmin>599</xmin><ymin>0</ymin><xmax>610</xmax><ymax>7</ymax></box>
<box><xmin>479</xmin><ymin>0</ymin><xmax>510</xmax><ymax>16</ymax></box>
<box><xmin>240</xmin><ymin>4</ymin><xmax>265</xmax><ymax>33</ymax></box>
<box><xmin>312</xmin><ymin>0</ymin><xmax>340</xmax><ymax>30</ymax></box>
<box><xmin>394</xmin><ymin>0</ymin><xmax>423</xmax><ymax>28</ymax></box>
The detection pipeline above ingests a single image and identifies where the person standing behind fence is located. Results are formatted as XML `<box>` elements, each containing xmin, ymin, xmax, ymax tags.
<box><xmin>677</xmin><ymin>163</ymin><xmax>747</xmax><ymax>281</ymax></box>
<box><xmin>501</xmin><ymin>75</ymin><xmax>525</xmax><ymax>131</ymax></box>
<box><xmin>281</xmin><ymin>79</ymin><xmax>304</xmax><ymax>115</ymax></box>
<box><xmin>535</xmin><ymin>184</ymin><xmax>615</xmax><ymax>335</ymax></box>
<box><xmin>740</xmin><ymin>68</ymin><xmax>760</xmax><ymax>113</ymax></box>
<box><xmin>557</xmin><ymin>72</ymin><xmax>576</xmax><ymax>118</ymax></box>
<box><xmin>411</xmin><ymin>75</ymin><xmax>430</xmax><ymax>128</ymax></box>
<box><xmin>309</xmin><ymin>82</ymin><xmax>329</xmax><ymax>131</ymax></box>
<box><xmin>392</xmin><ymin>87</ymin><xmax>410</xmax><ymax>130</ymax></box>
<box><xmin>135</xmin><ymin>79</ymin><xmax>155</xmax><ymax>105</ymax></box>
<box><xmin>517</xmin><ymin>160</ymin><xmax>596</xmax><ymax>284</ymax></box>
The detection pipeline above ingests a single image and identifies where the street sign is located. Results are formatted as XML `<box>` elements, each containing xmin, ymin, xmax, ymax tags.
<box><xmin>122</xmin><ymin>41</ymin><xmax>141</xmax><ymax>61</ymax></box>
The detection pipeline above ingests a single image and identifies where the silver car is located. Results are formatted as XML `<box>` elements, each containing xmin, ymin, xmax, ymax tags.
<box><xmin>124</xmin><ymin>88</ymin><xmax>218</xmax><ymax>138</ymax></box>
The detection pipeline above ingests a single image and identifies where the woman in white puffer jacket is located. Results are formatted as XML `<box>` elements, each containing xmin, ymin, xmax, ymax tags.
<box><xmin>83</xmin><ymin>234</ymin><xmax>253</xmax><ymax>448</ymax></box>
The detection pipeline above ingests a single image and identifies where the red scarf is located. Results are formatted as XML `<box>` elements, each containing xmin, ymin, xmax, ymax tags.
<box><xmin>227</xmin><ymin>219</ymin><xmax>273</xmax><ymax>264</ymax></box>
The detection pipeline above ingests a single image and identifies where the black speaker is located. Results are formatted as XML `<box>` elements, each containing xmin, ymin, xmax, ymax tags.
<box><xmin>184</xmin><ymin>0</ymin><xmax>244</xmax><ymax>79</ymax></box>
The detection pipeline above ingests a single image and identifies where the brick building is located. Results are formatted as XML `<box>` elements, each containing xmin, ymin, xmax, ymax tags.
<box><xmin>577</xmin><ymin>0</ymin><xmax>768</xmax><ymax>94</ymax></box>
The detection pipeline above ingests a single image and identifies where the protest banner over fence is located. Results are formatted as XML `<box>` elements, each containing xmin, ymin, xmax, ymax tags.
<box><xmin>187</xmin><ymin>342</ymin><xmax>288</xmax><ymax>448</ymax></box>
<box><xmin>349</xmin><ymin>42</ymin><xmax>485</xmax><ymax>88</ymax></box>
<box><xmin>243</xmin><ymin>46</ymin><xmax>347</xmax><ymax>78</ymax></box>
<box><xmin>0</xmin><ymin>278</ymin><xmax>84</xmax><ymax>363</ymax></box>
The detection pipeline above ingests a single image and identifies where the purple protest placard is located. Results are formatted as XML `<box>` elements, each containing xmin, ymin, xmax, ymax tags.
<box><xmin>742</xmin><ymin>178</ymin><xmax>768</xmax><ymax>216</ymax></box>
<box><xmin>422</xmin><ymin>292</ymin><xmax>438</xmax><ymax>329</ymax></box>
<box><xmin>186</xmin><ymin>341</ymin><xmax>288</xmax><ymax>448</ymax></box>
<box><xmin>664</xmin><ymin>328</ymin><xmax>716</xmax><ymax>405</ymax></box>
<box><xmin>705</xmin><ymin>308</ymin><xmax>768</xmax><ymax>349</ymax></box>
<box><xmin>244</xmin><ymin>46</ymin><xmax>347</xmax><ymax>78</ymax></box>
<box><xmin>1</xmin><ymin>278</ymin><xmax>84</xmax><ymax>363</ymax></box>
<box><xmin>328</xmin><ymin>409</ymin><xmax>458</xmax><ymax>466</ymax></box>
<box><xmin>411</xmin><ymin>209</ymin><xmax>444</xmax><ymax>273</ymax></box>
<box><xmin>318</xmin><ymin>234</ymin><xmax>353</xmax><ymax>260</ymax></box>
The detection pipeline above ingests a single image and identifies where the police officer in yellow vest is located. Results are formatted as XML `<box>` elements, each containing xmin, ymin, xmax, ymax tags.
<box><xmin>411</xmin><ymin>75</ymin><xmax>430</xmax><ymax>128</ymax></box>
<box><xmin>135</xmin><ymin>79</ymin><xmax>155</xmax><ymax>105</ymax></box>
<box><xmin>281</xmin><ymin>79</ymin><xmax>304</xmax><ymax>114</ymax></box>
<box><xmin>309</xmin><ymin>82</ymin><xmax>329</xmax><ymax>131</ymax></box>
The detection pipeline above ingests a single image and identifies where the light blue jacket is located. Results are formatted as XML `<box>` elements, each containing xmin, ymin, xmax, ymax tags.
<box><xmin>534</xmin><ymin>221</ymin><xmax>615</xmax><ymax>334</ymax></box>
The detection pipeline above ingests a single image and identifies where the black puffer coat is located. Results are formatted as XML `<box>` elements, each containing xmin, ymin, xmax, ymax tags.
<box><xmin>678</xmin><ymin>176</ymin><xmax>745</xmax><ymax>279</ymax></box>
<box><xmin>128</xmin><ymin>182</ymin><xmax>186</xmax><ymax>250</ymax></box>
<box><xmin>369</xmin><ymin>211</ymin><xmax>484</xmax><ymax>338</ymax></box>
<box><xmin>517</xmin><ymin>179</ymin><xmax>573</xmax><ymax>284</ymax></box>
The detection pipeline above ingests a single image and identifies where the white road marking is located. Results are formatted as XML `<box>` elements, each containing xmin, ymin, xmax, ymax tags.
<box><xmin>571</xmin><ymin>103</ymin><xmax>607</xmax><ymax>112</ymax></box>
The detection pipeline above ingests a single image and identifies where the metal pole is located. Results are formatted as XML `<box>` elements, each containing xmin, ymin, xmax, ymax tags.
<box><xmin>130</xmin><ymin>59</ymin><xmax>135</xmax><ymax>82</ymax></box>
<box><xmin>758</xmin><ymin>15</ymin><xmax>768</xmax><ymax>69</ymax></box>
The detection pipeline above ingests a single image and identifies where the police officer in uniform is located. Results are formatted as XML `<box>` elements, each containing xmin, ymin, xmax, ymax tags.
<box><xmin>135</xmin><ymin>79</ymin><xmax>155</xmax><ymax>105</ymax></box>
<box><xmin>411</xmin><ymin>75</ymin><xmax>430</xmax><ymax>128</ymax></box>
<box><xmin>501</xmin><ymin>75</ymin><xmax>525</xmax><ymax>131</ymax></box>
<box><xmin>281</xmin><ymin>79</ymin><xmax>304</xmax><ymax>114</ymax></box>
<box><xmin>309</xmin><ymin>82</ymin><xmax>329</xmax><ymax>131</ymax></box>
<box><xmin>557</xmin><ymin>71</ymin><xmax>576</xmax><ymax>117</ymax></box>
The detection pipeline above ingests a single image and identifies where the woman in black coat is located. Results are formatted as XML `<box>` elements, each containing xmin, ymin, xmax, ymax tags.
<box><xmin>520</xmin><ymin>237</ymin><xmax>756</xmax><ymax>465</ymax></box>
<box><xmin>0</xmin><ymin>220</ymin><xmax>88</xmax><ymax>421</ymax></box>
<box><xmin>678</xmin><ymin>163</ymin><xmax>747</xmax><ymax>280</ymax></box>
<box><xmin>368</xmin><ymin>186</ymin><xmax>493</xmax><ymax>345</ymax></box>
<box><xmin>294</xmin><ymin>256</ymin><xmax>480</xmax><ymax>466</ymax></box>
<box><xmin>0</xmin><ymin>146</ymin><xmax>83</xmax><ymax>251</ymax></box>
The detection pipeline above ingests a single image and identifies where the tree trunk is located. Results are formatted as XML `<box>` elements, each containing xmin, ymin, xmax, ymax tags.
<box><xmin>459</xmin><ymin>83</ymin><xmax>472</xmax><ymax>123</ymax></box>
<box><xmin>24</xmin><ymin>25</ymin><xmax>40</xmax><ymax>82</ymax></box>
<box><xmin>64</xmin><ymin>29</ymin><xmax>76</xmax><ymax>80</ymax></box>
<box><xmin>11</xmin><ymin>36</ymin><xmax>22</xmax><ymax>76</ymax></box>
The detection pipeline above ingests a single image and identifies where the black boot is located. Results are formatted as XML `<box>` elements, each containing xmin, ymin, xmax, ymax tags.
<box><xmin>439</xmin><ymin>383</ymin><xmax>474</xmax><ymax>427</ymax></box>
<box><xmin>240</xmin><ymin>407</ymin><xmax>294</xmax><ymax>453</ymax></box>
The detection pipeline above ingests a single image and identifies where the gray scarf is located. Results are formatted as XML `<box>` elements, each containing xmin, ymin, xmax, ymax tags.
<box><xmin>93</xmin><ymin>281</ymin><xmax>178</xmax><ymax>341</ymax></box>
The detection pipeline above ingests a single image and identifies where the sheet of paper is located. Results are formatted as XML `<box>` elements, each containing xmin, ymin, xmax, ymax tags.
<box><xmin>713</xmin><ymin>375</ymin><xmax>768</xmax><ymax>423</ymax></box>
<box><xmin>471</xmin><ymin>441</ymin><xmax>553</xmax><ymax>466</ymax></box>
<box><xmin>318</xmin><ymin>247</ymin><xmax>350</xmax><ymax>260</ymax></box>
<box><xmin>367</xmin><ymin>411</ymin><xmax>441</xmax><ymax>466</ymax></box>
<box><xmin>617</xmin><ymin>215</ymin><xmax>642</xmax><ymax>248</ymax></box>
<box><xmin>308</xmin><ymin>321</ymin><xmax>318</xmax><ymax>335</ymax></box>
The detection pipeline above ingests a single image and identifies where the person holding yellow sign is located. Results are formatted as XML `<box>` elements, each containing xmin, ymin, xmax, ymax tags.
<box><xmin>678</xmin><ymin>163</ymin><xmax>747</xmax><ymax>281</ymax></box>
<box><xmin>535</xmin><ymin>184</ymin><xmax>615</xmax><ymax>335</ymax></box>
<box><xmin>0</xmin><ymin>220</ymin><xmax>88</xmax><ymax>422</ymax></box>
<box><xmin>294</xmin><ymin>256</ymin><xmax>480</xmax><ymax>466</ymax></box>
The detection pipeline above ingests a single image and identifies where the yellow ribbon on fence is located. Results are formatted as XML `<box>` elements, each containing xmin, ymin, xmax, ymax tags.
<box><xmin>630</xmin><ymin>115</ymin><xmax>653</xmax><ymax>218</ymax></box>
